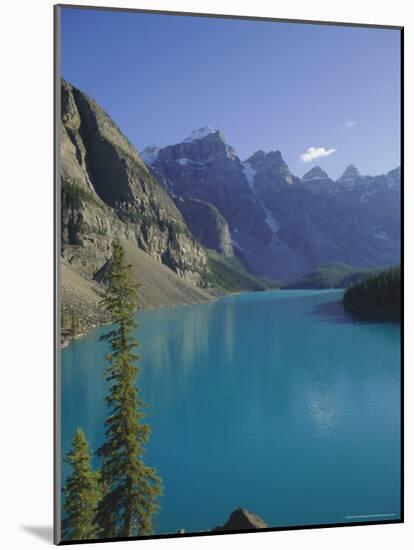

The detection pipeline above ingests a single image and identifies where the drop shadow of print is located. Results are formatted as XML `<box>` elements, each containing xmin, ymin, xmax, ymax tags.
<box><xmin>21</xmin><ymin>525</ymin><xmax>53</xmax><ymax>543</ymax></box>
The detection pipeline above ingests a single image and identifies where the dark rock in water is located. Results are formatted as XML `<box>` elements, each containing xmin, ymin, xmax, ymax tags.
<box><xmin>213</xmin><ymin>508</ymin><xmax>268</xmax><ymax>532</ymax></box>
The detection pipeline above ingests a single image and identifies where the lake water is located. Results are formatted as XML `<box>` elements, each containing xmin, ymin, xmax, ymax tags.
<box><xmin>61</xmin><ymin>289</ymin><xmax>401</xmax><ymax>534</ymax></box>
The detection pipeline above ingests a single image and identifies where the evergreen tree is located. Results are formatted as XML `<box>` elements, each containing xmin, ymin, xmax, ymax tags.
<box><xmin>343</xmin><ymin>265</ymin><xmax>401</xmax><ymax>319</ymax></box>
<box><xmin>96</xmin><ymin>241</ymin><xmax>163</xmax><ymax>538</ymax></box>
<box><xmin>62</xmin><ymin>428</ymin><xmax>101</xmax><ymax>541</ymax></box>
<box><xmin>70</xmin><ymin>308</ymin><xmax>78</xmax><ymax>340</ymax></box>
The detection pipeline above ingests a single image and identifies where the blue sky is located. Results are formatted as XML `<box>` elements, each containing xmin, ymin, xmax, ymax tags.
<box><xmin>61</xmin><ymin>7</ymin><xmax>401</xmax><ymax>179</ymax></box>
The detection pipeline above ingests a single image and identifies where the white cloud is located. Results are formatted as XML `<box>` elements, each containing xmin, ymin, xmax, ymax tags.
<box><xmin>346</xmin><ymin>121</ymin><xmax>357</xmax><ymax>127</ymax></box>
<box><xmin>299</xmin><ymin>146</ymin><xmax>336</xmax><ymax>163</ymax></box>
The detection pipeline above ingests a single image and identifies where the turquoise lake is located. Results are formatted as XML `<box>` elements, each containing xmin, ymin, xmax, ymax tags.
<box><xmin>61</xmin><ymin>289</ymin><xmax>401</xmax><ymax>533</ymax></box>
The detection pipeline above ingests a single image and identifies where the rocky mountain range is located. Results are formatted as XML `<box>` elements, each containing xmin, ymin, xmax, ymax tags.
<box><xmin>61</xmin><ymin>79</ymin><xmax>212</xmax><ymax>285</ymax></box>
<box><xmin>143</xmin><ymin>128</ymin><xmax>401</xmax><ymax>281</ymax></box>
<box><xmin>60</xmin><ymin>79</ymin><xmax>400</xmax><ymax>338</ymax></box>
<box><xmin>60</xmin><ymin>80</ymin><xmax>217</xmax><ymax>340</ymax></box>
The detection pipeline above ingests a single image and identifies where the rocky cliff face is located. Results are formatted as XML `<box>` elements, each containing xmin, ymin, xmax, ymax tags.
<box><xmin>61</xmin><ymin>79</ymin><xmax>400</xmax><ymax>290</ymax></box>
<box><xmin>146</xmin><ymin>129</ymin><xmax>272</xmax><ymax>245</ymax></box>
<box><xmin>61</xmin><ymin>79</ymin><xmax>209</xmax><ymax>286</ymax></box>
<box><xmin>60</xmin><ymin>80</ymin><xmax>219</xmax><ymax>341</ymax></box>
<box><xmin>143</xmin><ymin>130</ymin><xmax>401</xmax><ymax>282</ymax></box>
<box><xmin>177</xmin><ymin>198</ymin><xmax>234</xmax><ymax>256</ymax></box>
<box><xmin>244</xmin><ymin>149</ymin><xmax>295</xmax><ymax>192</ymax></box>
<box><xmin>332</xmin><ymin>165</ymin><xmax>401</xmax><ymax>244</ymax></box>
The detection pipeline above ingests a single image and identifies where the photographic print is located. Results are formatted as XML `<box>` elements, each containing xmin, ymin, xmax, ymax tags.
<box><xmin>54</xmin><ymin>5</ymin><xmax>403</xmax><ymax>544</ymax></box>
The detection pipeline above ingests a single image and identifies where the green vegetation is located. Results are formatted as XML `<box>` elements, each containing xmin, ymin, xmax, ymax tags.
<box><xmin>62</xmin><ymin>180</ymin><xmax>107</xmax><ymax>211</ymax></box>
<box><xmin>61</xmin><ymin>307</ymin><xmax>85</xmax><ymax>343</ymax></box>
<box><xmin>95</xmin><ymin>242</ymin><xmax>163</xmax><ymax>538</ymax></box>
<box><xmin>61</xmin><ymin>244</ymin><xmax>164</xmax><ymax>541</ymax></box>
<box><xmin>284</xmin><ymin>263</ymin><xmax>375</xmax><ymax>290</ymax></box>
<box><xmin>205</xmin><ymin>251</ymin><xmax>277</xmax><ymax>292</ymax></box>
<box><xmin>343</xmin><ymin>266</ymin><xmax>401</xmax><ymax>320</ymax></box>
<box><xmin>62</xmin><ymin>428</ymin><xmax>101</xmax><ymax>541</ymax></box>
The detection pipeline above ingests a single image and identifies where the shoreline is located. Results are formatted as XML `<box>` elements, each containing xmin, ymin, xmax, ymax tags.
<box><xmin>60</xmin><ymin>285</ymin><xmax>268</xmax><ymax>349</ymax></box>
<box><xmin>61</xmin><ymin>290</ymin><xmax>220</xmax><ymax>349</ymax></box>
<box><xmin>60</xmin><ymin>287</ymin><xmax>345</xmax><ymax>350</ymax></box>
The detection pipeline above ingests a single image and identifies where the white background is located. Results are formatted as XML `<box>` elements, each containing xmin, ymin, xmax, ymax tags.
<box><xmin>0</xmin><ymin>0</ymin><xmax>411</xmax><ymax>548</ymax></box>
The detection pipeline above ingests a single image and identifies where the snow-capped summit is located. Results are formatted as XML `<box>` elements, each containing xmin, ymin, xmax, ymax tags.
<box><xmin>140</xmin><ymin>144</ymin><xmax>160</xmax><ymax>166</ymax></box>
<box><xmin>184</xmin><ymin>127</ymin><xmax>218</xmax><ymax>142</ymax></box>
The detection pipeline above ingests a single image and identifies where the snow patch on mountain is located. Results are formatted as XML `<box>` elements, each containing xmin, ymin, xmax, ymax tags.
<box><xmin>176</xmin><ymin>158</ymin><xmax>205</xmax><ymax>167</ymax></box>
<box><xmin>340</xmin><ymin>177</ymin><xmax>359</xmax><ymax>187</ymax></box>
<box><xmin>305</xmin><ymin>175</ymin><xmax>328</xmax><ymax>181</ymax></box>
<box><xmin>242</xmin><ymin>161</ymin><xmax>257</xmax><ymax>191</ymax></box>
<box><xmin>374</xmin><ymin>230</ymin><xmax>390</xmax><ymax>240</ymax></box>
<box><xmin>163</xmin><ymin>177</ymin><xmax>178</xmax><ymax>199</ymax></box>
<box><xmin>231</xmin><ymin>235</ymin><xmax>247</xmax><ymax>252</ymax></box>
<box><xmin>184</xmin><ymin>127</ymin><xmax>217</xmax><ymax>142</ymax></box>
<box><xmin>242</xmin><ymin>161</ymin><xmax>279</xmax><ymax>234</ymax></box>
<box><xmin>263</xmin><ymin>207</ymin><xmax>280</xmax><ymax>234</ymax></box>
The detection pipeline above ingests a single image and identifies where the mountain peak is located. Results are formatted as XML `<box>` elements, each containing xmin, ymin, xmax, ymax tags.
<box><xmin>184</xmin><ymin>127</ymin><xmax>220</xmax><ymax>142</ymax></box>
<box><xmin>267</xmin><ymin>150</ymin><xmax>283</xmax><ymax>162</ymax></box>
<box><xmin>302</xmin><ymin>165</ymin><xmax>330</xmax><ymax>181</ymax></box>
<box><xmin>340</xmin><ymin>164</ymin><xmax>361</xmax><ymax>180</ymax></box>
<box><xmin>246</xmin><ymin>149</ymin><xmax>284</xmax><ymax>169</ymax></box>
<box><xmin>245</xmin><ymin>149</ymin><xmax>293</xmax><ymax>185</ymax></box>
<box><xmin>246</xmin><ymin>150</ymin><xmax>266</xmax><ymax>164</ymax></box>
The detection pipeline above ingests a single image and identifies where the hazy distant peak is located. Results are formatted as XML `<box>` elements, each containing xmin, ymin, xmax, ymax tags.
<box><xmin>302</xmin><ymin>165</ymin><xmax>330</xmax><ymax>181</ymax></box>
<box><xmin>140</xmin><ymin>144</ymin><xmax>160</xmax><ymax>165</ymax></box>
<box><xmin>341</xmin><ymin>164</ymin><xmax>361</xmax><ymax>179</ymax></box>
